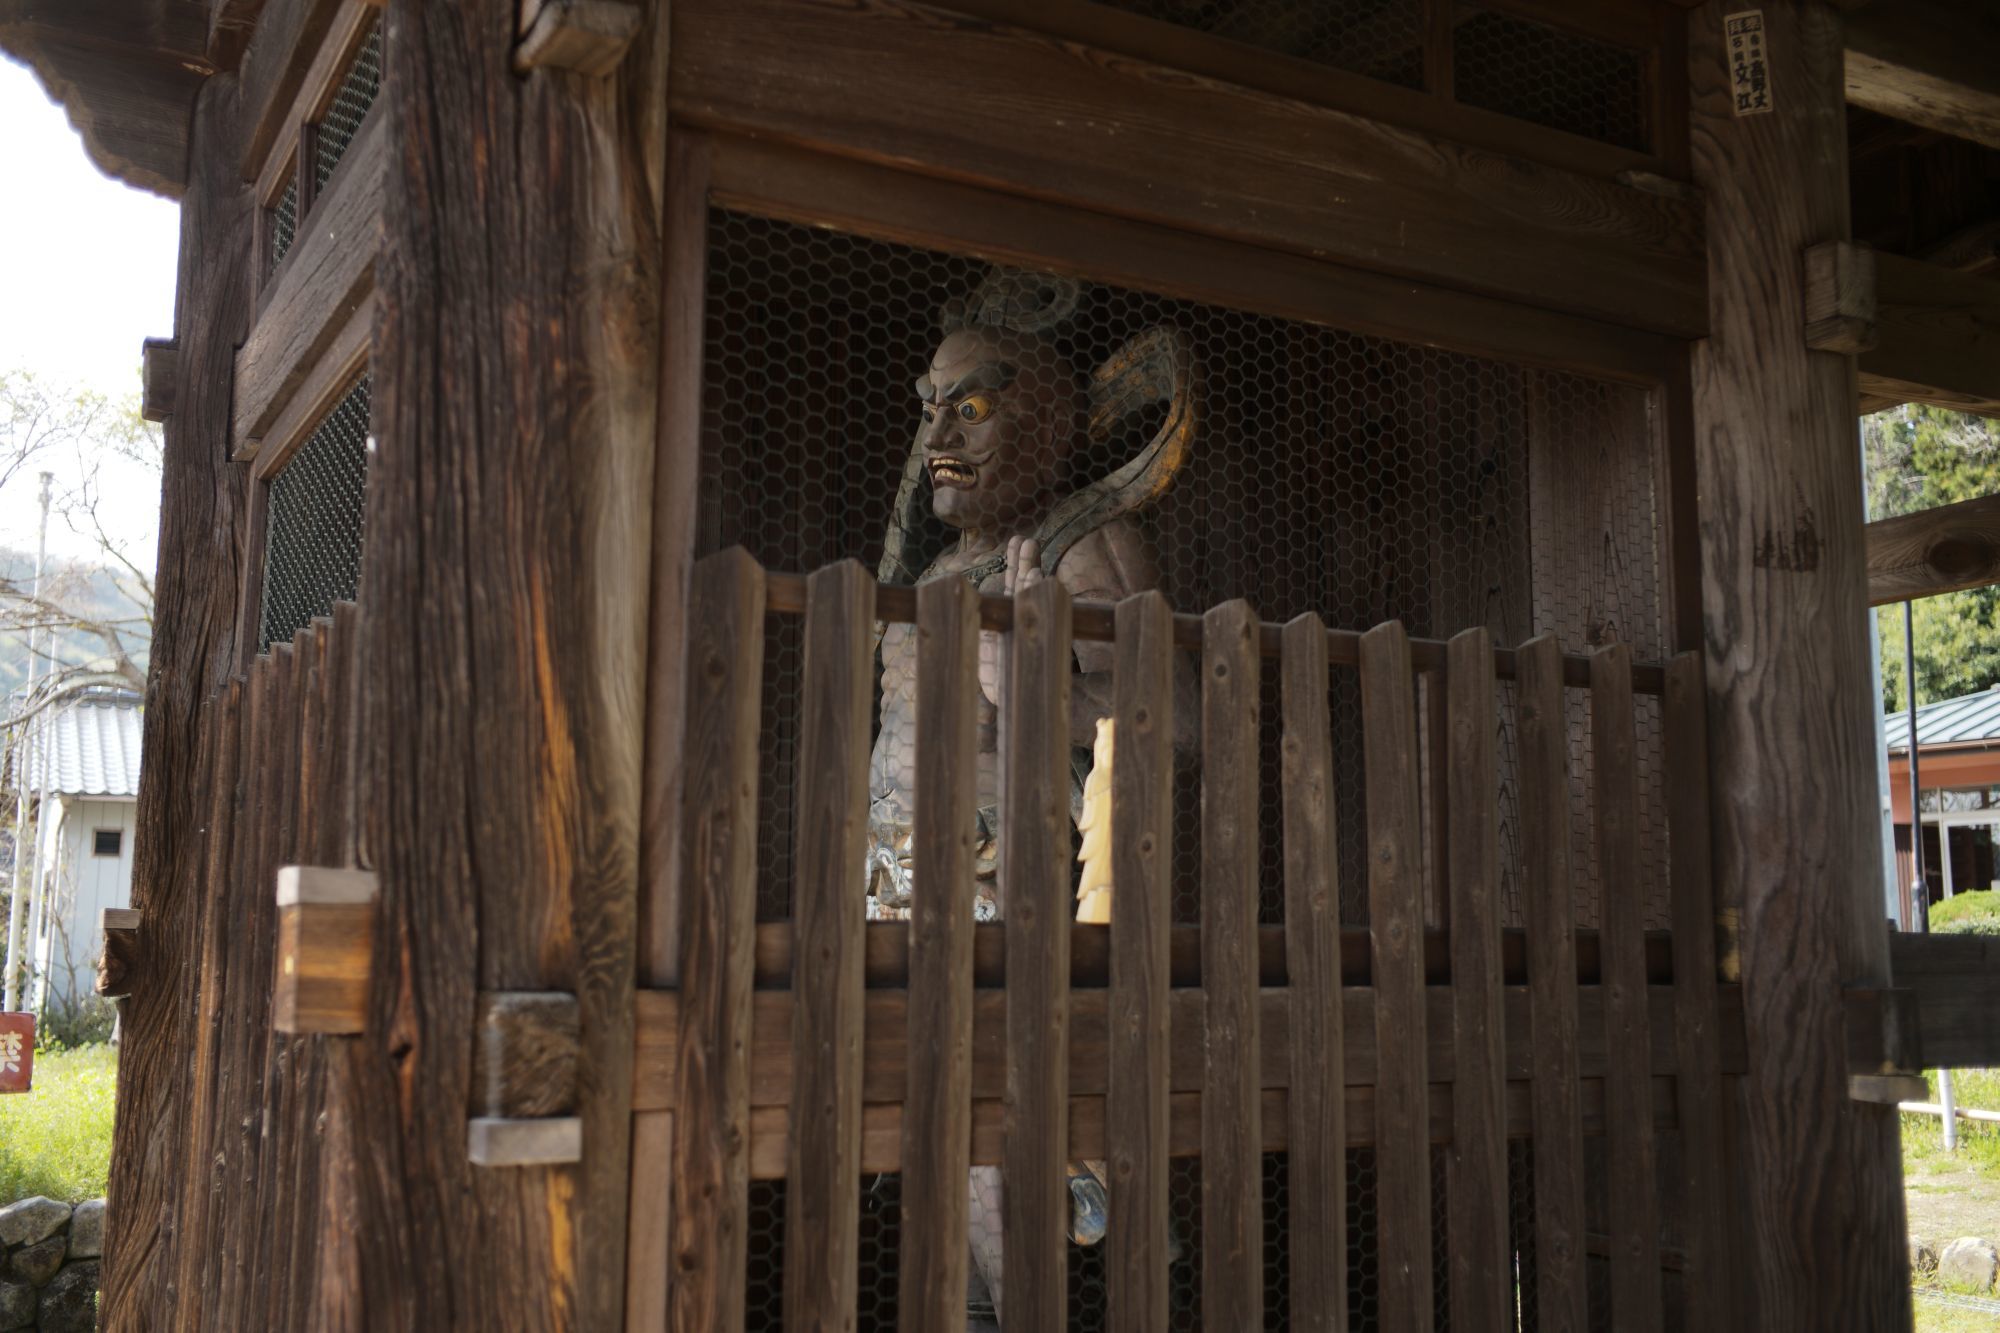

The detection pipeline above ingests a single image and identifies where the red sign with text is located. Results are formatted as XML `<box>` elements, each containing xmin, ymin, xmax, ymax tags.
<box><xmin>0</xmin><ymin>1013</ymin><xmax>33</xmax><ymax>1093</ymax></box>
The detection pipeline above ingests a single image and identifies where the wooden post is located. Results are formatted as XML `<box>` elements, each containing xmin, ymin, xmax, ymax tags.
<box><xmin>1689</xmin><ymin>2</ymin><xmax>1911</xmax><ymax>1326</ymax></box>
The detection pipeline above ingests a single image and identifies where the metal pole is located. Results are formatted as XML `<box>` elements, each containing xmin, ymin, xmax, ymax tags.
<box><xmin>1901</xmin><ymin>598</ymin><xmax>1958</xmax><ymax>1149</ymax></box>
<box><xmin>2</xmin><ymin>473</ymin><xmax>52</xmax><ymax>1011</ymax></box>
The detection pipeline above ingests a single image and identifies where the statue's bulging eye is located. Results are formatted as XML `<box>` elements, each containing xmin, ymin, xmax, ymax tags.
<box><xmin>957</xmin><ymin>394</ymin><xmax>995</xmax><ymax>424</ymax></box>
<box><xmin>921</xmin><ymin>404</ymin><xmax>936</xmax><ymax>424</ymax></box>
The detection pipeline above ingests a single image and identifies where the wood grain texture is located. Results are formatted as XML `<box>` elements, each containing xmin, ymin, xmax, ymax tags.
<box><xmin>141</xmin><ymin>336</ymin><xmax>179</xmax><ymax>421</ymax></box>
<box><xmin>1691</xmin><ymin>3</ymin><xmax>1911</xmax><ymax>1326</ymax></box>
<box><xmin>1589</xmin><ymin>642</ymin><xmax>1662</xmax><ymax>1331</ymax></box>
<box><xmin>1445</xmin><ymin>629</ymin><xmax>1508</xmax><ymax>1332</ymax></box>
<box><xmin>1889</xmin><ymin>932</ymin><xmax>2000</xmax><ymax>1069</ymax></box>
<box><xmin>899</xmin><ymin>576</ymin><xmax>979</xmax><ymax>1333</ymax></box>
<box><xmin>1280</xmin><ymin>613</ymin><xmax>1346</xmax><ymax>1333</ymax></box>
<box><xmin>1359</xmin><ymin>621</ymin><xmax>1432</xmax><ymax>1333</ymax></box>
<box><xmin>672</xmin><ymin>0</ymin><xmax>1707</xmax><ymax>335</ymax></box>
<box><xmin>784</xmin><ymin>561</ymin><xmax>874</xmax><ymax>1331</ymax></box>
<box><xmin>1518</xmin><ymin>635</ymin><xmax>1587</xmax><ymax>1333</ymax></box>
<box><xmin>1002</xmin><ymin>577</ymin><xmax>1074</xmax><ymax>1331</ymax></box>
<box><xmin>1867</xmin><ymin>491</ymin><xmax>2000</xmax><ymax>605</ymax></box>
<box><xmin>1855</xmin><ymin>252</ymin><xmax>2000</xmax><ymax>417</ymax></box>
<box><xmin>238</xmin><ymin>0</ymin><xmax>344</xmax><ymax>178</ymax></box>
<box><xmin>100</xmin><ymin>65</ymin><xmax>254</xmax><ymax>1329</ymax></box>
<box><xmin>472</xmin><ymin>991</ymin><xmax>582</xmax><ymax>1118</ymax></box>
<box><xmin>345</xmin><ymin>0</ymin><xmax>663</xmax><ymax>1321</ymax></box>
<box><xmin>1844</xmin><ymin>0</ymin><xmax>2000</xmax><ymax>150</ymax></box>
<box><xmin>667</xmin><ymin>549</ymin><xmax>766</xmax><ymax>1333</ymax></box>
<box><xmin>1105</xmin><ymin>591</ymin><xmax>1174</xmax><ymax>1333</ymax></box>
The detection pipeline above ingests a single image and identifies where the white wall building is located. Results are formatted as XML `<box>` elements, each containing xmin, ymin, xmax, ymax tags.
<box><xmin>15</xmin><ymin>691</ymin><xmax>142</xmax><ymax>1015</ymax></box>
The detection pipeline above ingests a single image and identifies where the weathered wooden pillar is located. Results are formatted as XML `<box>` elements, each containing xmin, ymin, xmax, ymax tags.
<box><xmin>331</xmin><ymin>1</ymin><xmax>664</xmax><ymax>1327</ymax></box>
<box><xmin>1688</xmin><ymin>3</ymin><xmax>1910</xmax><ymax>1327</ymax></box>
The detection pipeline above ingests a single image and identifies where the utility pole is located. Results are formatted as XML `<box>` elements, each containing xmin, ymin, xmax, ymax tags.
<box><xmin>3</xmin><ymin>473</ymin><xmax>54</xmax><ymax>1012</ymax></box>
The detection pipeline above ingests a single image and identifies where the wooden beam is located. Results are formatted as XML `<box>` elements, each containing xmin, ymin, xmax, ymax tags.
<box><xmin>1845</xmin><ymin>0</ymin><xmax>2000</xmax><ymax>151</ymax></box>
<box><xmin>1856</xmin><ymin>252</ymin><xmax>2000</xmax><ymax>417</ymax></box>
<box><xmin>673</xmin><ymin>0</ymin><xmax>1708</xmax><ymax>336</ymax></box>
<box><xmin>1690</xmin><ymin>1</ymin><xmax>1911</xmax><ymax>1325</ymax></box>
<box><xmin>471</xmin><ymin>992</ymin><xmax>580</xmax><ymax>1119</ymax></box>
<box><xmin>513</xmin><ymin>0</ymin><xmax>638</xmax><ymax>75</ymax></box>
<box><xmin>1890</xmin><ymin>931</ymin><xmax>2000</xmax><ymax>1069</ymax></box>
<box><xmin>97</xmin><ymin>907</ymin><xmax>141</xmax><ymax>999</ymax></box>
<box><xmin>630</xmin><ymin>983</ymin><xmax>1751</xmax><ymax>1111</ymax></box>
<box><xmin>1866</xmin><ymin>491</ymin><xmax>2000</xmax><ymax>604</ymax></box>
<box><xmin>271</xmin><ymin>865</ymin><xmax>377</xmax><ymax>1035</ymax></box>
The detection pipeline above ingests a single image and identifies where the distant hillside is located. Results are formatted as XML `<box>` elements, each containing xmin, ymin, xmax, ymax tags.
<box><xmin>0</xmin><ymin>546</ymin><xmax>151</xmax><ymax>702</ymax></box>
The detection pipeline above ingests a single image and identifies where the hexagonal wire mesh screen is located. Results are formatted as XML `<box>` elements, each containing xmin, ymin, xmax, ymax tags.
<box><xmin>269</xmin><ymin>174</ymin><xmax>298</xmax><ymax>274</ymax></box>
<box><xmin>1453</xmin><ymin>4</ymin><xmax>1647</xmax><ymax>151</ymax></box>
<box><xmin>315</xmin><ymin>20</ymin><xmax>382</xmax><ymax>192</ymax></box>
<box><xmin>1090</xmin><ymin>0</ymin><xmax>1425</xmax><ymax>88</ymax></box>
<box><xmin>259</xmin><ymin>375</ymin><xmax>370</xmax><ymax>654</ymax></box>
<box><xmin>697</xmin><ymin>206</ymin><xmax>1673</xmax><ymax>1328</ymax></box>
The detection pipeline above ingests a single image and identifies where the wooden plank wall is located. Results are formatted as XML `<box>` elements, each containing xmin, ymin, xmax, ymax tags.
<box><xmin>645</xmin><ymin>560</ymin><xmax>1736</xmax><ymax>1331</ymax></box>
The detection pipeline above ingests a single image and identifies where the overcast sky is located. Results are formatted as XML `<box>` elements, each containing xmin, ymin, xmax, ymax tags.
<box><xmin>0</xmin><ymin>57</ymin><xmax>180</xmax><ymax>573</ymax></box>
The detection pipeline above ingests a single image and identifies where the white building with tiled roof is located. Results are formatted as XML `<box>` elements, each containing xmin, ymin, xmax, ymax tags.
<box><xmin>11</xmin><ymin>690</ymin><xmax>143</xmax><ymax>1014</ymax></box>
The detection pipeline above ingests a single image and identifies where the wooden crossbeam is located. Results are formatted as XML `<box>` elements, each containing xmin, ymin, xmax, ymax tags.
<box><xmin>1805</xmin><ymin>242</ymin><xmax>2000</xmax><ymax>418</ymax></box>
<box><xmin>1864</xmin><ymin>491</ymin><xmax>2000</xmax><ymax>605</ymax></box>
<box><xmin>1845</xmin><ymin>0</ymin><xmax>2000</xmax><ymax>151</ymax></box>
<box><xmin>1890</xmin><ymin>931</ymin><xmax>2000</xmax><ymax>1069</ymax></box>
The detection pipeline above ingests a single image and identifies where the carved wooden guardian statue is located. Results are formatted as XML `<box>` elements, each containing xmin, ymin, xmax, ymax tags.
<box><xmin>866</xmin><ymin>270</ymin><xmax>1196</xmax><ymax>1324</ymax></box>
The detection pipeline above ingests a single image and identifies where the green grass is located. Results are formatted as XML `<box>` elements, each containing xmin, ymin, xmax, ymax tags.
<box><xmin>1903</xmin><ymin>1069</ymin><xmax>2000</xmax><ymax>1180</ymax></box>
<box><xmin>0</xmin><ymin>1043</ymin><xmax>116</xmax><ymax>1205</ymax></box>
<box><xmin>1914</xmin><ymin>1294</ymin><xmax>2000</xmax><ymax>1332</ymax></box>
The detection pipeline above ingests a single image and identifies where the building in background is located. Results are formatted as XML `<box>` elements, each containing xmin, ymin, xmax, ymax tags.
<box><xmin>1887</xmin><ymin>683</ymin><xmax>2000</xmax><ymax>922</ymax></box>
<box><xmin>11</xmin><ymin>689</ymin><xmax>141</xmax><ymax>1014</ymax></box>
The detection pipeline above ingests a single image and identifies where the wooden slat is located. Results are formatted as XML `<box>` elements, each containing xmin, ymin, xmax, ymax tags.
<box><xmin>1889</xmin><ymin>932</ymin><xmax>2000</xmax><ymax>1069</ymax></box>
<box><xmin>899</xmin><ymin>577</ymin><xmax>978</xmax><ymax>1333</ymax></box>
<box><xmin>1107</xmin><ymin>591</ymin><xmax>1175</xmax><ymax>1333</ymax></box>
<box><xmin>673</xmin><ymin>0</ymin><xmax>1706</xmax><ymax>336</ymax></box>
<box><xmin>727</xmin><ymin>1076</ymin><xmax>1698</xmax><ymax>1180</ymax></box>
<box><xmin>1590</xmin><ymin>642</ymin><xmax>1662</xmax><ymax>1331</ymax></box>
<box><xmin>784</xmin><ymin>560</ymin><xmax>875</xmax><ymax>1331</ymax></box>
<box><xmin>1200</xmin><ymin>599</ymin><xmax>1262</xmax><ymax>1329</ymax></box>
<box><xmin>1280</xmin><ymin>613</ymin><xmax>1346</xmax><ymax>1333</ymax></box>
<box><xmin>1445</xmin><ymin>629</ymin><xmax>1508</xmax><ymax>1331</ymax></box>
<box><xmin>631</xmin><ymin>981</ymin><xmax>1750</xmax><ymax>1112</ymax></box>
<box><xmin>1663</xmin><ymin>678</ymin><xmax>1734</xmax><ymax>1333</ymax></box>
<box><xmin>1844</xmin><ymin>0</ymin><xmax>2000</xmax><ymax>151</ymax></box>
<box><xmin>1359</xmin><ymin>621</ymin><xmax>1432</xmax><ymax>1333</ymax></box>
<box><xmin>1865</xmin><ymin>491</ymin><xmax>2000</xmax><ymax>606</ymax></box>
<box><xmin>667</xmin><ymin>548</ymin><xmax>766</xmax><ymax>1333</ymax></box>
<box><xmin>1002</xmin><ymin>577</ymin><xmax>1074</xmax><ymax>1329</ymax></box>
<box><xmin>1518</xmin><ymin>634</ymin><xmax>1588</xmax><ymax>1332</ymax></box>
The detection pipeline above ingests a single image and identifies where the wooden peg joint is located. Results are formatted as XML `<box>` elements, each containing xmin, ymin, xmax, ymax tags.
<box><xmin>1803</xmin><ymin>240</ymin><xmax>1879</xmax><ymax>355</ymax></box>
<box><xmin>472</xmin><ymin>991</ymin><xmax>580</xmax><ymax>1118</ymax></box>
<box><xmin>513</xmin><ymin>0</ymin><xmax>640</xmax><ymax>76</ymax></box>
<box><xmin>96</xmin><ymin>907</ymin><xmax>142</xmax><ymax>999</ymax></box>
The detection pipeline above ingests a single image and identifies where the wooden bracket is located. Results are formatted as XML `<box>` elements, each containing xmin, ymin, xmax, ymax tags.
<box><xmin>1848</xmin><ymin>1073</ymin><xmax>1929</xmax><ymax>1106</ymax></box>
<box><xmin>513</xmin><ymin>0</ymin><xmax>639</xmax><ymax>77</ymax></box>
<box><xmin>96</xmin><ymin>907</ymin><xmax>141</xmax><ymax>999</ymax></box>
<box><xmin>1804</xmin><ymin>240</ymin><xmax>1878</xmax><ymax>355</ymax></box>
<box><xmin>472</xmin><ymin>991</ymin><xmax>580</xmax><ymax>1118</ymax></box>
<box><xmin>467</xmin><ymin>1116</ymin><xmax>583</xmax><ymax>1167</ymax></box>
<box><xmin>140</xmin><ymin>339</ymin><xmax>178</xmax><ymax>423</ymax></box>
<box><xmin>273</xmin><ymin>866</ymin><xmax>378</xmax><ymax>1034</ymax></box>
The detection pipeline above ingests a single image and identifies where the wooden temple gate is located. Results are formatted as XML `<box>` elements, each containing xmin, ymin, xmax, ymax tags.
<box><xmin>16</xmin><ymin>0</ymin><xmax>1993</xmax><ymax>1326</ymax></box>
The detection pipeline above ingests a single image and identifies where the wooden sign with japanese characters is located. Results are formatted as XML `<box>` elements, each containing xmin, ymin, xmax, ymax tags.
<box><xmin>1726</xmin><ymin>10</ymin><xmax>1773</xmax><ymax>116</ymax></box>
<box><xmin>0</xmin><ymin>1012</ymin><xmax>33</xmax><ymax>1093</ymax></box>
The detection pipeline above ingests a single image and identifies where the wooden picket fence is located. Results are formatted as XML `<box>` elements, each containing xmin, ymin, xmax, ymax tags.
<box><xmin>641</xmin><ymin>548</ymin><xmax>1744</xmax><ymax>1332</ymax></box>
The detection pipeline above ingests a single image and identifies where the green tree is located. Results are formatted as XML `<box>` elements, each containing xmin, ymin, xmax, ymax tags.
<box><xmin>1867</xmin><ymin>405</ymin><xmax>2000</xmax><ymax>712</ymax></box>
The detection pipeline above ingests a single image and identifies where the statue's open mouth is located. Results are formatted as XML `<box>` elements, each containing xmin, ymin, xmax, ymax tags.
<box><xmin>927</xmin><ymin>457</ymin><xmax>977</xmax><ymax>488</ymax></box>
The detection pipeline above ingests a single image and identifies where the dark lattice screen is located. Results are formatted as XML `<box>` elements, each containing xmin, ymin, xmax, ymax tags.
<box><xmin>259</xmin><ymin>376</ymin><xmax>370</xmax><ymax>653</ymax></box>
<box><xmin>315</xmin><ymin>21</ymin><xmax>382</xmax><ymax>190</ymax></box>
<box><xmin>269</xmin><ymin>175</ymin><xmax>298</xmax><ymax>272</ymax></box>
<box><xmin>1453</xmin><ymin>5</ymin><xmax>1647</xmax><ymax>151</ymax></box>
<box><xmin>698</xmin><ymin>207</ymin><xmax>1669</xmax><ymax>934</ymax></box>
<box><xmin>1092</xmin><ymin>0</ymin><xmax>1424</xmax><ymax>87</ymax></box>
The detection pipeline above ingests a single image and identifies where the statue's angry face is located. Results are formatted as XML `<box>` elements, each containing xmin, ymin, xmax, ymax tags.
<box><xmin>914</xmin><ymin>327</ymin><xmax>1078</xmax><ymax>532</ymax></box>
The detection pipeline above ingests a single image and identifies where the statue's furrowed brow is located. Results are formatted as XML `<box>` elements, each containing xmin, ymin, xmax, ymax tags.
<box><xmin>941</xmin><ymin>361</ymin><xmax>1016</xmax><ymax>401</ymax></box>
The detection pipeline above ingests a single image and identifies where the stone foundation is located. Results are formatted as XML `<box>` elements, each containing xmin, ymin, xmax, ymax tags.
<box><xmin>0</xmin><ymin>1198</ymin><xmax>102</xmax><ymax>1333</ymax></box>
